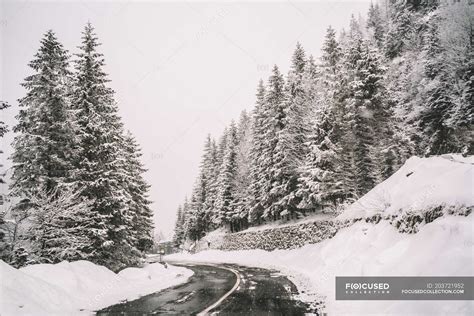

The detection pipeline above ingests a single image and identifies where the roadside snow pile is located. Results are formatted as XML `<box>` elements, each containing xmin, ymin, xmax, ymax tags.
<box><xmin>0</xmin><ymin>260</ymin><xmax>193</xmax><ymax>315</ymax></box>
<box><xmin>167</xmin><ymin>214</ymin><xmax>474</xmax><ymax>315</ymax></box>
<box><xmin>339</xmin><ymin>154</ymin><xmax>473</xmax><ymax>221</ymax></box>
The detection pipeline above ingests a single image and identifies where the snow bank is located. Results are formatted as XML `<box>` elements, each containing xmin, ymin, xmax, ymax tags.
<box><xmin>0</xmin><ymin>260</ymin><xmax>193</xmax><ymax>315</ymax></box>
<box><xmin>339</xmin><ymin>154</ymin><xmax>473</xmax><ymax>220</ymax></box>
<box><xmin>167</xmin><ymin>214</ymin><xmax>474</xmax><ymax>315</ymax></box>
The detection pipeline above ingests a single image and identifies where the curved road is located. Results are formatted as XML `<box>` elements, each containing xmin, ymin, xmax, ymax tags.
<box><xmin>96</xmin><ymin>262</ymin><xmax>318</xmax><ymax>315</ymax></box>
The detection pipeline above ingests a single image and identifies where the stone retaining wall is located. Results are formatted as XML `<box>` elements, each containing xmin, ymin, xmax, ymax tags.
<box><xmin>193</xmin><ymin>205</ymin><xmax>471</xmax><ymax>253</ymax></box>
<box><xmin>197</xmin><ymin>219</ymin><xmax>349</xmax><ymax>252</ymax></box>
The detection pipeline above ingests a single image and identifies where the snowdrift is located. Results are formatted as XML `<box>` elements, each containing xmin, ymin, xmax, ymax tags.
<box><xmin>338</xmin><ymin>154</ymin><xmax>473</xmax><ymax>220</ymax></box>
<box><xmin>0</xmin><ymin>260</ymin><xmax>193</xmax><ymax>315</ymax></box>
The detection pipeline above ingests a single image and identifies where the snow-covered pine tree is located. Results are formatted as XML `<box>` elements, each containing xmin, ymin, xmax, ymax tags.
<box><xmin>10</xmin><ymin>30</ymin><xmax>80</xmax><ymax>205</ymax></box>
<box><xmin>441</xmin><ymin>2</ymin><xmax>474</xmax><ymax>155</ymax></box>
<box><xmin>181</xmin><ymin>197</ymin><xmax>191</xmax><ymax>240</ymax></box>
<box><xmin>9</xmin><ymin>31</ymin><xmax>96</xmax><ymax>264</ymax></box>
<box><xmin>232</xmin><ymin>110</ymin><xmax>252</xmax><ymax>231</ymax></box>
<box><xmin>214</xmin><ymin>121</ymin><xmax>239</xmax><ymax>231</ymax></box>
<box><xmin>341</xmin><ymin>21</ymin><xmax>387</xmax><ymax>197</ymax></box>
<box><xmin>321</xmin><ymin>26</ymin><xmax>341</xmax><ymax>70</ymax></box>
<box><xmin>367</xmin><ymin>1</ymin><xmax>386</xmax><ymax>49</ymax></box>
<box><xmin>207</xmin><ymin>139</ymin><xmax>220</xmax><ymax>223</ymax></box>
<box><xmin>298</xmin><ymin>26</ymin><xmax>346</xmax><ymax>210</ymax></box>
<box><xmin>263</xmin><ymin>65</ymin><xmax>286</xmax><ymax>221</ymax></box>
<box><xmin>271</xmin><ymin>43</ymin><xmax>309</xmax><ymax>220</ymax></box>
<box><xmin>72</xmin><ymin>23</ymin><xmax>137</xmax><ymax>270</ymax></box>
<box><xmin>172</xmin><ymin>204</ymin><xmax>185</xmax><ymax>247</ymax></box>
<box><xmin>185</xmin><ymin>184</ymin><xmax>207</xmax><ymax>241</ymax></box>
<box><xmin>456</xmin><ymin>37</ymin><xmax>474</xmax><ymax>155</ymax></box>
<box><xmin>200</xmin><ymin>135</ymin><xmax>218</xmax><ymax>231</ymax></box>
<box><xmin>185</xmin><ymin>134</ymin><xmax>218</xmax><ymax>240</ymax></box>
<box><xmin>384</xmin><ymin>0</ymin><xmax>415</xmax><ymax>59</ymax></box>
<box><xmin>184</xmin><ymin>134</ymin><xmax>220</xmax><ymax>237</ymax></box>
<box><xmin>335</xmin><ymin>19</ymin><xmax>363</xmax><ymax>201</ymax></box>
<box><xmin>122</xmin><ymin>132</ymin><xmax>154</xmax><ymax>253</ymax></box>
<box><xmin>248</xmin><ymin>80</ymin><xmax>267</xmax><ymax>225</ymax></box>
<box><xmin>345</xmin><ymin>16</ymin><xmax>398</xmax><ymax>182</ymax></box>
<box><xmin>417</xmin><ymin>13</ymin><xmax>457</xmax><ymax>156</ymax></box>
<box><xmin>216</xmin><ymin>127</ymin><xmax>228</xmax><ymax>168</ymax></box>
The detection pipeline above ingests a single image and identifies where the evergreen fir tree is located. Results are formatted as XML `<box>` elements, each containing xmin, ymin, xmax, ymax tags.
<box><xmin>384</xmin><ymin>0</ymin><xmax>414</xmax><ymax>59</ymax></box>
<box><xmin>122</xmin><ymin>132</ymin><xmax>154</xmax><ymax>252</ymax></box>
<box><xmin>445</xmin><ymin>5</ymin><xmax>474</xmax><ymax>155</ymax></box>
<box><xmin>200</xmin><ymin>135</ymin><xmax>217</xmax><ymax>231</ymax></box>
<box><xmin>342</xmin><ymin>30</ymin><xmax>387</xmax><ymax>196</ymax></box>
<box><xmin>9</xmin><ymin>31</ymin><xmax>96</xmax><ymax>264</ymax></box>
<box><xmin>184</xmin><ymin>135</ymin><xmax>219</xmax><ymax>236</ymax></box>
<box><xmin>181</xmin><ymin>197</ymin><xmax>190</xmax><ymax>239</ymax></box>
<box><xmin>172</xmin><ymin>204</ymin><xmax>185</xmax><ymax>247</ymax></box>
<box><xmin>232</xmin><ymin>111</ymin><xmax>252</xmax><ymax>231</ymax></box>
<box><xmin>186</xmin><ymin>184</ymin><xmax>206</xmax><ymax>241</ymax></box>
<box><xmin>214</xmin><ymin>122</ymin><xmax>238</xmax><ymax>230</ymax></box>
<box><xmin>263</xmin><ymin>65</ymin><xmax>286</xmax><ymax>220</ymax></box>
<box><xmin>298</xmin><ymin>27</ymin><xmax>346</xmax><ymax>209</ymax></box>
<box><xmin>418</xmin><ymin>14</ymin><xmax>457</xmax><ymax>156</ymax></box>
<box><xmin>271</xmin><ymin>43</ymin><xmax>309</xmax><ymax>219</ymax></box>
<box><xmin>216</xmin><ymin>127</ymin><xmax>228</xmax><ymax>167</ymax></box>
<box><xmin>10</xmin><ymin>30</ymin><xmax>79</xmax><ymax>203</ymax></box>
<box><xmin>72</xmin><ymin>23</ymin><xmax>137</xmax><ymax>270</ymax></box>
<box><xmin>367</xmin><ymin>2</ymin><xmax>386</xmax><ymax>49</ymax></box>
<box><xmin>248</xmin><ymin>80</ymin><xmax>267</xmax><ymax>225</ymax></box>
<box><xmin>457</xmin><ymin>45</ymin><xmax>474</xmax><ymax>155</ymax></box>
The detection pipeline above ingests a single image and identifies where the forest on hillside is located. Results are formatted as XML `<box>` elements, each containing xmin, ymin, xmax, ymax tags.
<box><xmin>173</xmin><ymin>0</ymin><xmax>473</xmax><ymax>246</ymax></box>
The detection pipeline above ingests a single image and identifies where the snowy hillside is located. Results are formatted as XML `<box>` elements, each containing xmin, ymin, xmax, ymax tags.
<box><xmin>0</xmin><ymin>260</ymin><xmax>193</xmax><ymax>315</ymax></box>
<box><xmin>187</xmin><ymin>155</ymin><xmax>473</xmax><ymax>253</ymax></box>
<box><xmin>168</xmin><ymin>154</ymin><xmax>474</xmax><ymax>315</ymax></box>
<box><xmin>339</xmin><ymin>154</ymin><xmax>473</xmax><ymax>220</ymax></box>
<box><xmin>168</xmin><ymin>215</ymin><xmax>474</xmax><ymax>315</ymax></box>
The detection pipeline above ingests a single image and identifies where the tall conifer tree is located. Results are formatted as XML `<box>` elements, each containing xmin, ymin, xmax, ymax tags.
<box><xmin>11</xmin><ymin>30</ymin><xmax>79</xmax><ymax>202</ymax></box>
<box><xmin>264</xmin><ymin>66</ymin><xmax>286</xmax><ymax>220</ymax></box>
<box><xmin>72</xmin><ymin>23</ymin><xmax>137</xmax><ymax>270</ymax></box>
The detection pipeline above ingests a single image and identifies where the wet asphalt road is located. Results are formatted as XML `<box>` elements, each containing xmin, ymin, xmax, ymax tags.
<box><xmin>96</xmin><ymin>262</ymin><xmax>318</xmax><ymax>316</ymax></box>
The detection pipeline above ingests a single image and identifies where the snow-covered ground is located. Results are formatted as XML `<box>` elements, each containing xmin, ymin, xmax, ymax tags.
<box><xmin>339</xmin><ymin>154</ymin><xmax>473</xmax><ymax>220</ymax></box>
<box><xmin>167</xmin><ymin>155</ymin><xmax>474</xmax><ymax>315</ymax></box>
<box><xmin>0</xmin><ymin>260</ymin><xmax>193</xmax><ymax>315</ymax></box>
<box><xmin>167</xmin><ymin>215</ymin><xmax>474</xmax><ymax>315</ymax></box>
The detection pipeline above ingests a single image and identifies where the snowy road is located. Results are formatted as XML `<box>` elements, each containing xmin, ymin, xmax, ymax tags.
<box><xmin>96</xmin><ymin>262</ymin><xmax>315</xmax><ymax>315</ymax></box>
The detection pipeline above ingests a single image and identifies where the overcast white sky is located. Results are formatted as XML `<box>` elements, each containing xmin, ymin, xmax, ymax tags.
<box><xmin>1</xmin><ymin>0</ymin><xmax>371</xmax><ymax>238</ymax></box>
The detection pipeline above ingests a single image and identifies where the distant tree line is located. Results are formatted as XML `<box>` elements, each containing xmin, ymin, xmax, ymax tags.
<box><xmin>0</xmin><ymin>24</ymin><xmax>154</xmax><ymax>271</ymax></box>
<box><xmin>174</xmin><ymin>0</ymin><xmax>473</xmax><ymax>246</ymax></box>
